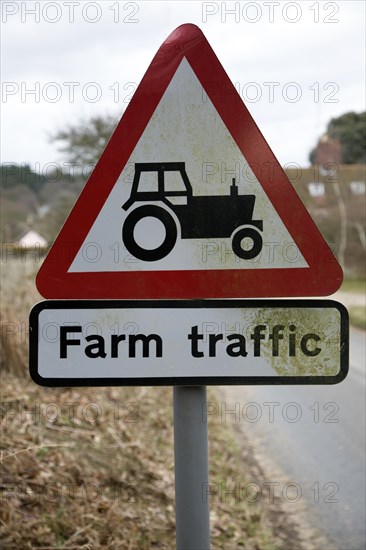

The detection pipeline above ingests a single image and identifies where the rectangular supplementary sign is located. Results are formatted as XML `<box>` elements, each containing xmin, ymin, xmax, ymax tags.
<box><xmin>29</xmin><ymin>300</ymin><xmax>348</xmax><ymax>387</ymax></box>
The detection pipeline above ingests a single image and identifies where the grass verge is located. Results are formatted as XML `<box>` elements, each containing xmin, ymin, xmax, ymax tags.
<box><xmin>0</xmin><ymin>259</ymin><xmax>295</xmax><ymax>549</ymax></box>
<box><xmin>341</xmin><ymin>279</ymin><xmax>366</xmax><ymax>294</ymax></box>
<box><xmin>1</xmin><ymin>375</ymin><xmax>283</xmax><ymax>549</ymax></box>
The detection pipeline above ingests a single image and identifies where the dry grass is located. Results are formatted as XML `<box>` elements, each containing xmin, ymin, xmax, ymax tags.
<box><xmin>1</xmin><ymin>376</ymin><xmax>283</xmax><ymax>549</ymax></box>
<box><xmin>0</xmin><ymin>258</ymin><xmax>298</xmax><ymax>549</ymax></box>
<box><xmin>0</xmin><ymin>257</ymin><xmax>38</xmax><ymax>376</ymax></box>
<box><xmin>1</xmin><ymin>379</ymin><xmax>176</xmax><ymax>549</ymax></box>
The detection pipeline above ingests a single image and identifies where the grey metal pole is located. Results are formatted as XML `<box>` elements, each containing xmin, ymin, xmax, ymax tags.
<box><xmin>173</xmin><ymin>385</ymin><xmax>210</xmax><ymax>550</ymax></box>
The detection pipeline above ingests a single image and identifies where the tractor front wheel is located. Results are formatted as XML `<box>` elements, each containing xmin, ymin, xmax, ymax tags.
<box><xmin>122</xmin><ymin>205</ymin><xmax>177</xmax><ymax>261</ymax></box>
<box><xmin>232</xmin><ymin>226</ymin><xmax>263</xmax><ymax>260</ymax></box>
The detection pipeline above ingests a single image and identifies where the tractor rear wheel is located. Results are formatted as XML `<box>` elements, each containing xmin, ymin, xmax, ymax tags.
<box><xmin>122</xmin><ymin>205</ymin><xmax>177</xmax><ymax>261</ymax></box>
<box><xmin>232</xmin><ymin>226</ymin><xmax>263</xmax><ymax>260</ymax></box>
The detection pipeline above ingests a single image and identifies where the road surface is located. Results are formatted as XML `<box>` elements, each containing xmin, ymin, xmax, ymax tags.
<box><xmin>220</xmin><ymin>327</ymin><xmax>365</xmax><ymax>550</ymax></box>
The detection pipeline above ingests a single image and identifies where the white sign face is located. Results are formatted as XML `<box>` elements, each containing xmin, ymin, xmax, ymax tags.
<box><xmin>30</xmin><ymin>300</ymin><xmax>348</xmax><ymax>386</ymax></box>
<box><xmin>69</xmin><ymin>59</ymin><xmax>307</xmax><ymax>274</ymax></box>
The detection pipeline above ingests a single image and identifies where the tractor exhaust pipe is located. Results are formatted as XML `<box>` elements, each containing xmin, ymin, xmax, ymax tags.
<box><xmin>230</xmin><ymin>177</ymin><xmax>238</xmax><ymax>197</ymax></box>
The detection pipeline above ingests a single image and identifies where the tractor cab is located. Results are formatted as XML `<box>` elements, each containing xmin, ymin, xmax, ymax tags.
<box><xmin>122</xmin><ymin>162</ymin><xmax>192</xmax><ymax>210</ymax></box>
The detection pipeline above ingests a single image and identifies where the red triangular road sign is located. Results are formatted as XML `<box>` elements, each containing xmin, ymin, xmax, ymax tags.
<box><xmin>37</xmin><ymin>24</ymin><xmax>342</xmax><ymax>299</ymax></box>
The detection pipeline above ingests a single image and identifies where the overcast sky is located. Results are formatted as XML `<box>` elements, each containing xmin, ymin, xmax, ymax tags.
<box><xmin>1</xmin><ymin>0</ymin><xmax>365</xmax><ymax>172</ymax></box>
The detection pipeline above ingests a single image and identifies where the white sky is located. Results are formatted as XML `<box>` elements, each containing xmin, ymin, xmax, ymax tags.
<box><xmin>1</xmin><ymin>0</ymin><xmax>365</xmax><ymax>172</ymax></box>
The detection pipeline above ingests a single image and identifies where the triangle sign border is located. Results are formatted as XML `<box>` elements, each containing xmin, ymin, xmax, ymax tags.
<box><xmin>36</xmin><ymin>24</ymin><xmax>342</xmax><ymax>299</ymax></box>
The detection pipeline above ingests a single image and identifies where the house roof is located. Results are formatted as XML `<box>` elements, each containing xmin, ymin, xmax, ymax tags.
<box><xmin>17</xmin><ymin>229</ymin><xmax>48</xmax><ymax>247</ymax></box>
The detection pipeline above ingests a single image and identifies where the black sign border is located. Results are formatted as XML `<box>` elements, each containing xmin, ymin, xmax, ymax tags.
<box><xmin>29</xmin><ymin>300</ymin><xmax>349</xmax><ymax>387</ymax></box>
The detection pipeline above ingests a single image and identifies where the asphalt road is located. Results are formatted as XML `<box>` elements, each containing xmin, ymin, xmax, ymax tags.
<box><xmin>221</xmin><ymin>327</ymin><xmax>365</xmax><ymax>550</ymax></box>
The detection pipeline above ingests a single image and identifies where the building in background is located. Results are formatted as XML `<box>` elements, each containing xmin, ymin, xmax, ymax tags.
<box><xmin>314</xmin><ymin>134</ymin><xmax>342</xmax><ymax>169</ymax></box>
<box><xmin>16</xmin><ymin>229</ymin><xmax>48</xmax><ymax>250</ymax></box>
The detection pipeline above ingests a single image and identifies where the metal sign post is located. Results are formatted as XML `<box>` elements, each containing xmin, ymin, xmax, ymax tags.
<box><xmin>173</xmin><ymin>386</ymin><xmax>210</xmax><ymax>550</ymax></box>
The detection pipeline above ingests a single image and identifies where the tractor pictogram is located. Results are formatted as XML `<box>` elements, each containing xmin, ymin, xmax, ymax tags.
<box><xmin>122</xmin><ymin>162</ymin><xmax>263</xmax><ymax>262</ymax></box>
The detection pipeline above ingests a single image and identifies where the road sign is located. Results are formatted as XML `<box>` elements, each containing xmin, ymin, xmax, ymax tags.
<box><xmin>36</xmin><ymin>24</ymin><xmax>343</xmax><ymax>299</ymax></box>
<box><xmin>29</xmin><ymin>300</ymin><xmax>348</xmax><ymax>386</ymax></box>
